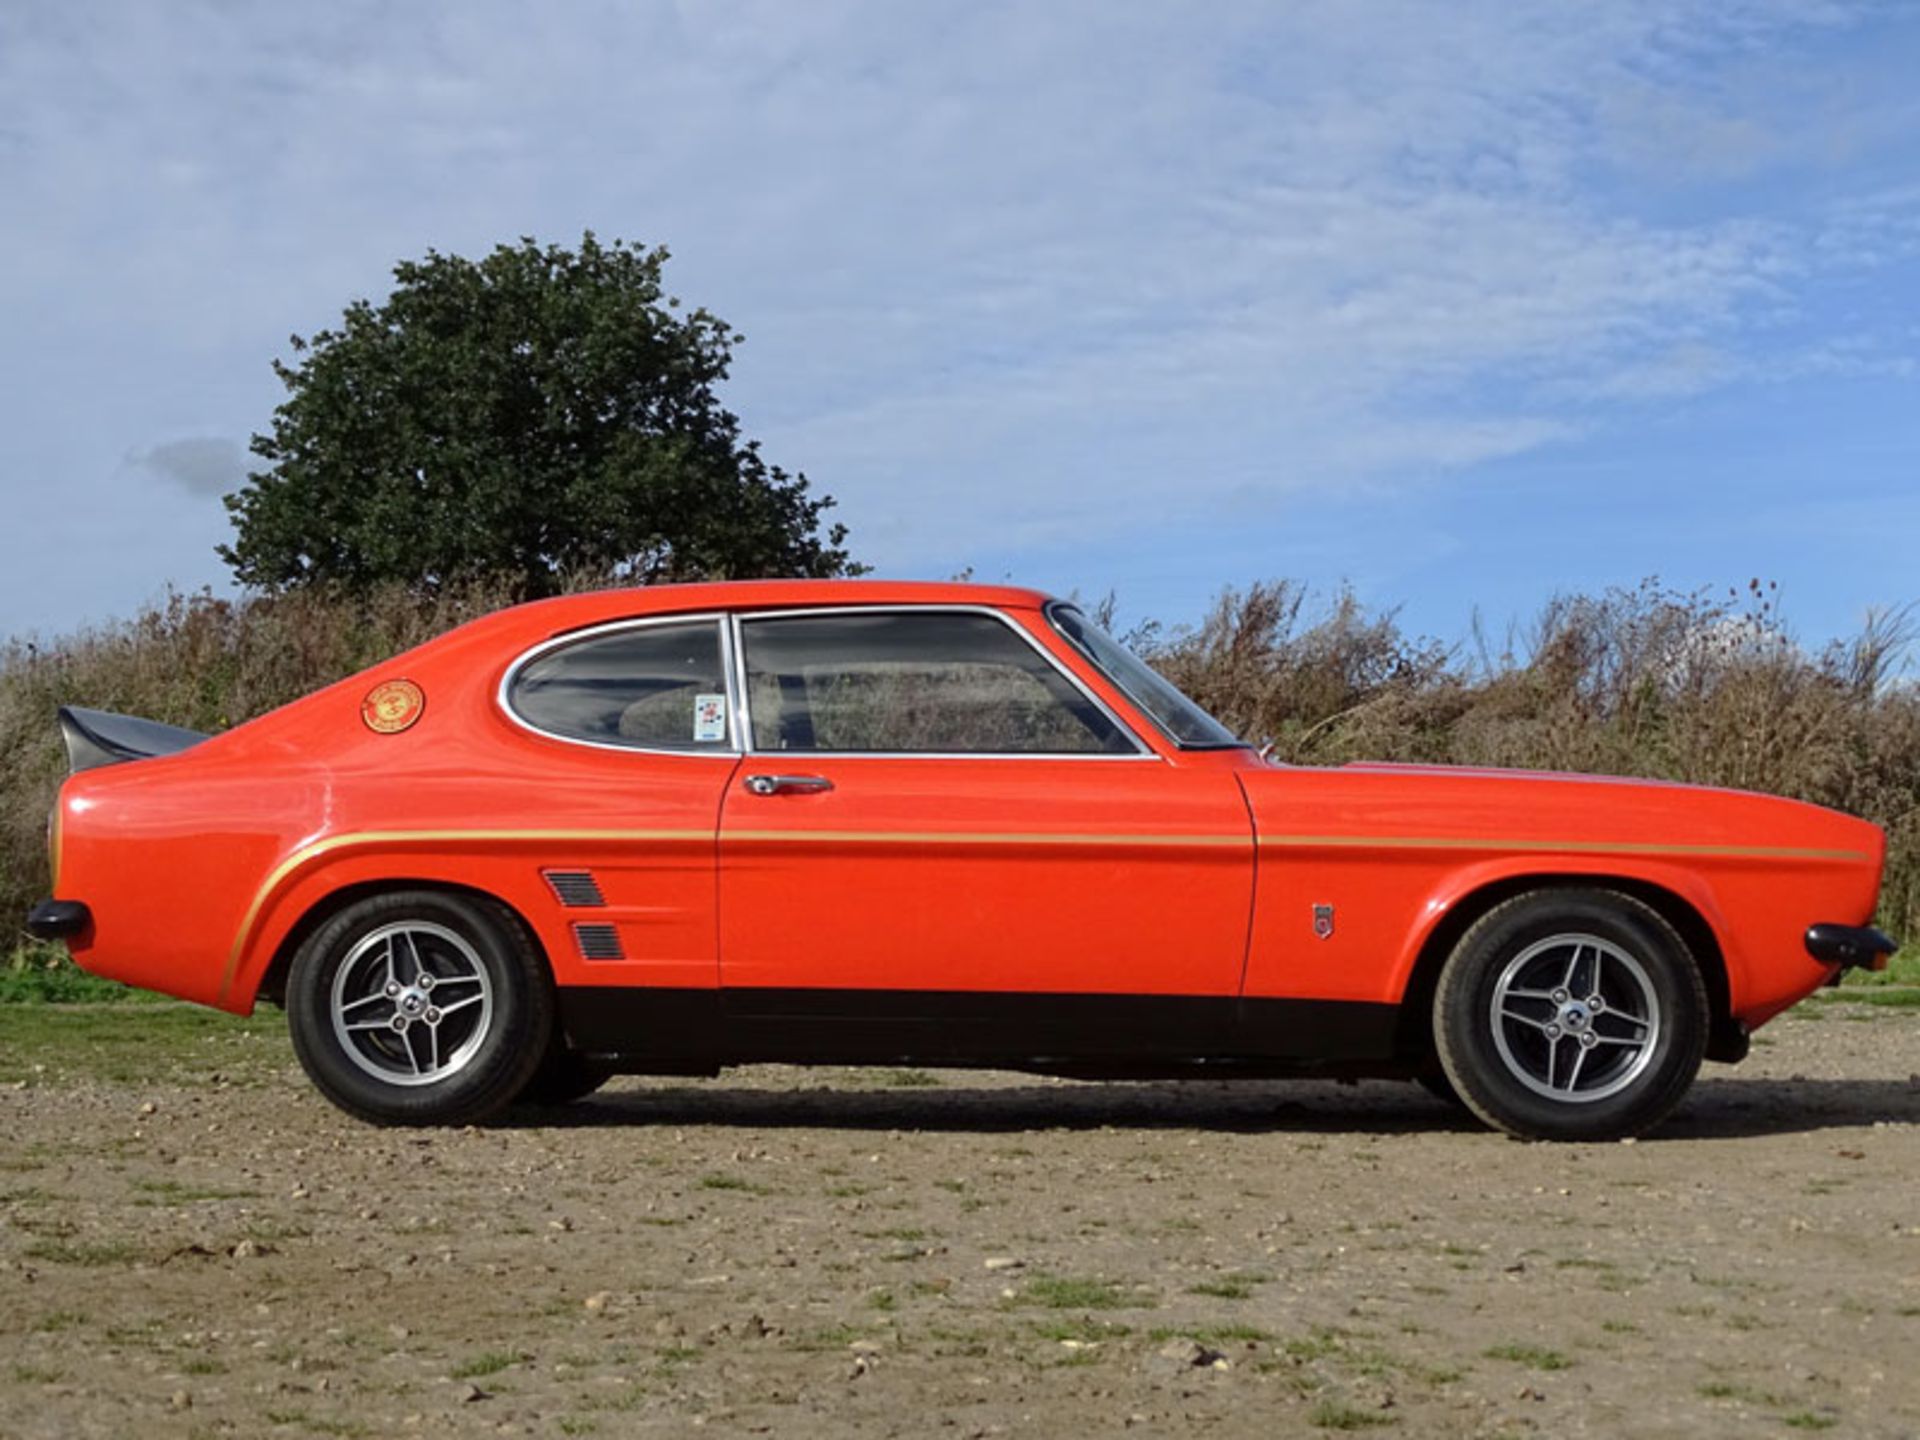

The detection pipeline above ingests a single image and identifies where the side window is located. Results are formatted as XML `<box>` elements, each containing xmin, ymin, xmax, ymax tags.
<box><xmin>739</xmin><ymin>611</ymin><xmax>1135</xmax><ymax>754</ymax></box>
<box><xmin>508</xmin><ymin>620</ymin><xmax>731</xmax><ymax>750</ymax></box>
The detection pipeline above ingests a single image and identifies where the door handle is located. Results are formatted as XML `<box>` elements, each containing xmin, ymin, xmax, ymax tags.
<box><xmin>743</xmin><ymin>773</ymin><xmax>834</xmax><ymax>797</ymax></box>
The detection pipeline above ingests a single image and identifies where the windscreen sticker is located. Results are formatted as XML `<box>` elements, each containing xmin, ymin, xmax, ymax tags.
<box><xmin>693</xmin><ymin>693</ymin><xmax>727</xmax><ymax>743</ymax></box>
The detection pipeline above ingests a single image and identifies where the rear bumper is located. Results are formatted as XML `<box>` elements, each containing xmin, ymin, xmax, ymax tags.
<box><xmin>25</xmin><ymin>899</ymin><xmax>90</xmax><ymax>942</ymax></box>
<box><xmin>1805</xmin><ymin>922</ymin><xmax>1899</xmax><ymax>972</ymax></box>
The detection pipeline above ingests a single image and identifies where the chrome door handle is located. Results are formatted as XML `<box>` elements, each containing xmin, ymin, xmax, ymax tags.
<box><xmin>743</xmin><ymin>774</ymin><xmax>834</xmax><ymax>797</ymax></box>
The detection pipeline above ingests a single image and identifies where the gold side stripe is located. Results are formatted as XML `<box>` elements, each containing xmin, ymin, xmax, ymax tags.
<box><xmin>725</xmin><ymin>830</ymin><xmax>1246</xmax><ymax>847</ymax></box>
<box><xmin>219</xmin><ymin>825</ymin><xmax>1868</xmax><ymax>1002</ymax></box>
<box><xmin>219</xmin><ymin>827</ymin><xmax>1251</xmax><ymax>999</ymax></box>
<box><xmin>1256</xmin><ymin>834</ymin><xmax>1870</xmax><ymax>862</ymax></box>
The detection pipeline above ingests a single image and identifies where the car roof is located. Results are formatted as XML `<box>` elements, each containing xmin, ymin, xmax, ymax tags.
<box><xmin>494</xmin><ymin>578</ymin><xmax>1059</xmax><ymax>638</ymax></box>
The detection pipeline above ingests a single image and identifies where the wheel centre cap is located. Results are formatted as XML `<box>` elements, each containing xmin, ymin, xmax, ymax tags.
<box><xmin>1560</xmin><ymin>1003</ymin><xmax>1589</xmax><ymax>1030</ymax></box>
<box><xmin>400</xmin><ymin>990</ymin><xmax>427</xmax><ymax>1015</ymax></box>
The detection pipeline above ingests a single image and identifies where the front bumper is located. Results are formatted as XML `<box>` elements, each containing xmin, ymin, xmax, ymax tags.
<box><xmin>1805</xmin><ymin>922</ymin><xmax>1899</xmax><ymax>972</ymax></box>
<box><xmin>25</xmin><ymin>899</ymin><xmax>90</xmax><ymax>942</ymax></box>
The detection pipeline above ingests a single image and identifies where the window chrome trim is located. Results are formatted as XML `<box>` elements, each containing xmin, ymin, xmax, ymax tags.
<box><xmin>730</xmin><ymin>603</ymin><xmax>1156</xmax><ymax>760</ymax></box>
<box><xmin>497</xmin><ymin>612</ymin><xmax>744</xmax><ymax>757</ymax></box>
<box><xmin>724</xmin><ymin>611</ymin><xmax>750</xmax><ymax>756</ymax></box>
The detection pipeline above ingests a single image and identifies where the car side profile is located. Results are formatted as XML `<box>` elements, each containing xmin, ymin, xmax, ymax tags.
<box><xmin>28</xmin><ymin>580</ymin><xmax>1896</xmax><ymax>1140</ymax></box>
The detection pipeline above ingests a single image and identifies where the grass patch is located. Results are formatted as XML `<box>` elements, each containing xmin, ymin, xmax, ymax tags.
<box><xmin>450</xmin><ymin>1351</ymin><xmax>529</xmax><ymax>1379</ymax></box>
<box><xmin>577</xmin><ymin>1388</ymin><xmax>648</xmax><ymax>1414</ymax></box>
<box><xmin>1782</xmin><ymin>1414</ymin><xmax>1839</xmax><ymax>1431</ymax></box>
<box><xmin>1308</xmin><ymin>1400</ymin><xmax>1397</xmax><ymax>1430</ymax></box>
<box><xmin>1012</xmin><ymin>1275</ymin><xmax>1151</xmax><ymax>1311</ymax></box>
<box><xmin>1482</xmin><ymin>1343</ymin><xmax>1570</xmax><ymax>1371</ymax></box>
<box><xmin>1149</xmin><ymin>1323</ymin><xmax>1270</xmax><ymax>1344</ymax></box>
<box><xmin>131</xmin><ymin>1178</ymin><xmax>261</xmax><ymax>1204</ymax></box>
<box><xmin>1814</xmin><ymin>986</ymin><xmax>1920</xmax><ymax>1008</ymax></box>
<box><xmin>260</xmin><ymin>1411</ymin><xmax>369</xmax><ymax>1437</ymax></box>
<box><xmin>0</xmin><ymin>1003</ymin><xmax>282</xmax><ymax>1086</ymax></box>
<box><xmin>697</xmin><ymin>1173</ymin><xmax>773</xmax><ymax>1196</ymax></box>
<box><xmin>23</xmin><ymin>1238</ymin><xmax>142</xmax><ymax>1267</ymax></box>
<box><xmin>0</xmin><ymin>948</ymin><xmax>151</xmax><ymax>1004</ymax></box>
<box><xmin>878</xmin><ymin>1069</ymin><xmax>942</xmax><ymax>1088</ymax></box>
<box><xmin>1281</xmin><ymin>1327</ymin><xmax>1349</xmax><ymax>1364</ymax></box>
<box><xmin>1835</xmin><ymin>945</ymin><xmax>1920</xmax><ymax>988</ymax></box>
<box><xmin>1697</xmin><ymin>1380</ymin><xmax>1789</xmax><ymax>1405</ymax></box>
<box><xmin>1187</xmin><ymin>1270</ymin><xmax>1268</xmax><ymax>1300</ymax></box>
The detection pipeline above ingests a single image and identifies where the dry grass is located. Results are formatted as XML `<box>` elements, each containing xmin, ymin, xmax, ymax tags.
<box><xmin>1</xmin><ymin>575</ymin><xmax>1914</xmax><ymax>943</ymax></box>
<box><xmin>1134</xmin><ymin>578</ymin><xmax>1916</xmax><ymax>940</ymax></box>
<box><xmin>0</xmin><ymin>577</ymin><xmax>524</xmax><ymax>926</ymax></box>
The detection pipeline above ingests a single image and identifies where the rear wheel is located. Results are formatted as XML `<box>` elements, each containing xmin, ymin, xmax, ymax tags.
<box><xmin>287</xmin><ymin>890</ymin><xmax>552</xmax><ymax>1126</ymax></box>
<box><xmin>1433</xmin><ymin>888</ymin><xmax>1707</xmax><ymax>1142</ymax></box>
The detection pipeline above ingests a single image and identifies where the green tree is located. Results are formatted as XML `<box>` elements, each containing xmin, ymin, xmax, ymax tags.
<box><xmin>220</xmin><ymin>234</ymin><xmax>856</xmax><ymax>594</ymax></box>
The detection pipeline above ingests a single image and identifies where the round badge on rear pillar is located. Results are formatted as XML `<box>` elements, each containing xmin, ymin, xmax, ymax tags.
<box><xmin>362</xmin><ymin>679</ymin><xmax>426</xmax><ymax>734</ymax></box>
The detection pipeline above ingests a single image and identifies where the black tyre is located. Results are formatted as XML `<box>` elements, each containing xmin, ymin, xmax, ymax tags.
<box><xmin>286</xmin><ymin>890</ymin><xmax>553</xmax><ymax>1126</ymax></box>
<box><xmin>1433</xmin><ymin>888</ymin><xmax>1707</xmax><ymax>1142</ymax></box>
<box><xmin>518</xmin><ymin>1039</ymin><xmax>614</xmax><ymax>1107</ymax></box>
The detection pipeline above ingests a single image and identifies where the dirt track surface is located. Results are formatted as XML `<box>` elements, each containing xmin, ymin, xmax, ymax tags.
<box><xmin>3</xmin><ymin>1001</ymin><xmax>1919</xmax><ymax>1439</ymax></box>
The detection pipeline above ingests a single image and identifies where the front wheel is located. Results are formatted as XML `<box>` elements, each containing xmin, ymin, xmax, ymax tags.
<box><xmin>1433</xmin><ymin>889</ymin><xmax>1707</xmax><ymax>1142</ymax></box>
<box><xmin>286</xmin><ymin>890</ymin><xmax>553</xmax><ymax>1126</ymax></box>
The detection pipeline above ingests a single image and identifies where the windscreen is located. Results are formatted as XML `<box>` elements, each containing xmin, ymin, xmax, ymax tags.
<box><xmin>1046</xmin><ymin>604</ymin><xmax>1245</xmax><ymax>749</ymax></box>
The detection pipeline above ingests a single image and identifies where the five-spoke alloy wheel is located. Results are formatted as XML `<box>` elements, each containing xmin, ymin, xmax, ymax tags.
<box><xmin>1434</xmin><ymin>888</ymin><xmax>1707</xmax><ymax>1141</ymax></box>
<box><xmin>288</xmin><ymin>890</ymin><xmax>552</xmax><ymax>1126</ymax></box>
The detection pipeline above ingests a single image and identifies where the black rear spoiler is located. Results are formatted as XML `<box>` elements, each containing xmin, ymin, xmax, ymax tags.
<box><xmin>58</xmin><ymin>706</ymin><xmax>209</xmax><ymax>774</ymax></box>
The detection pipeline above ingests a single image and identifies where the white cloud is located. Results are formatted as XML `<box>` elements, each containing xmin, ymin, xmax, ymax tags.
<box><xmin>0</xmin><ymin>0</ymin><xmax>1915</xmax><ymax>634</ymax></box>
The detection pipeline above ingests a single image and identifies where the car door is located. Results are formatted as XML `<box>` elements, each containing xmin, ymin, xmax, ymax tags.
<box><xmin>715</xmin><ymin>606</ymin><xmax>1254</xmax><ymax>1059</ymax></box>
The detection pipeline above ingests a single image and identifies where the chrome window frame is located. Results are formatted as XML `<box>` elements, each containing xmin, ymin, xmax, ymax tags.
<box><xmin>499</xmin><ymin>603</ymin><xmax>1159</xmax><ymax>762</ymax></box>
<box><xmin>729</xmin><ymin>604</ymin><xmax>1156</xmax><ymax>761</ymax></box>
<box><xmin>498</xmin><ymin>612</ymin><xmax>744</xmax><ymax>757</ymax></box>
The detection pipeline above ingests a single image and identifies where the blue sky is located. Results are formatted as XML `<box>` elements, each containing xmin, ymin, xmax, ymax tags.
<box><xmin>2</xmin><ymin>1</ymin><xmax>1916</xmax><ymax>650</ymax></box>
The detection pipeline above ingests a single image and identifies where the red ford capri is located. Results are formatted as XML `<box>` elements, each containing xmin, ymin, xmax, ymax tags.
<box><xmin>27</xmin><ymin>580</ymin><xmax>1895</xmax><ymax>1139</ymax></box>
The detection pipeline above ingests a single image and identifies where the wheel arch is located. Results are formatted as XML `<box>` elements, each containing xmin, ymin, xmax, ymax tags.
<box><xmin>253</xmin><ymin>878</ymin><xmax>551</xmax><ymax>1009</ymax></box>
<box><xmin>1392</xmin><ymin>872</ymin><xmax>1740</xmax><ymax>1065</ymax></box>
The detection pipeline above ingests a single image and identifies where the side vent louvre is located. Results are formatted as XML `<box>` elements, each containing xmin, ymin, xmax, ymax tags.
<box><xmin>544</xmin><ymin>869</ymin><xmax>605</xmax><ymax>907</ymax></box>
<box><xmin>573</xmin><ymin>923</ymin><xmax>625</xmax><ymax>961</ymax></box>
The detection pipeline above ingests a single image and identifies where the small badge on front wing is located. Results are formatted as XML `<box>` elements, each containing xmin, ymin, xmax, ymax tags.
<box><xmin>1312</xmin><ymin>903</ymin><xmax>1335</xmax><ymax>940</ymax></box>
<box><xmin>362</xmin><ymin>678</ymin><xmax>426</xmax><ymax>734</ymax></box>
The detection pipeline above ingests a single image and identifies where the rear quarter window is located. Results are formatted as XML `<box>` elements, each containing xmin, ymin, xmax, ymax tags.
<box><xmin>507</xmin><ymin>620</ymin><xmax>731</xmax><ymax>750</ymax></box>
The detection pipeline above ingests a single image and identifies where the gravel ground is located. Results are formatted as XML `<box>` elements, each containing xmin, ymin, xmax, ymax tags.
<box><xmin>2</xmin><ymin>998</ymin><xmax>1918</xmax><ymax>1439</ymax></box>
